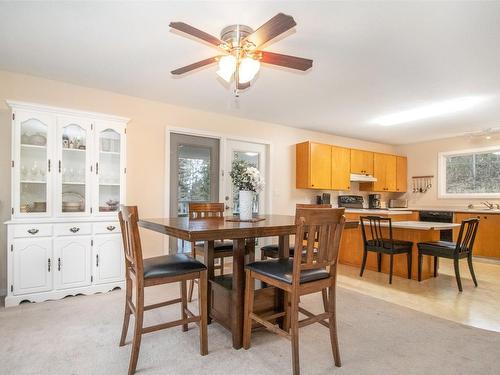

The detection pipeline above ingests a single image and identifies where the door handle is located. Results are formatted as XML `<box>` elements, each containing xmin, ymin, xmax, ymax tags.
<box><xmin>48</xmin><ymin>258</ymin><xmax>51</xmax><ymax>272</ymax></box>
<box><xmin>58</xmin><ymin>258</ymin><xmax>61</xmax><ymax>271</ymax></box>
<box><xmin>96</xmin><ymin>254</ymin><xmax>99</xmax><ymax>267</ymax></box>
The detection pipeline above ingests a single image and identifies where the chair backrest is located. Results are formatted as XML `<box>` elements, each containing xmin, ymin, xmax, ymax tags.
<box><xmin>118</xmin><ymin>206</ymin><xmax>144</xmax><ymax>274</ymax></box>
<box><xmin>292</xmin><ymin>208</ymin><xmax>346</xmax><ymax>284</ymax></box>
<box><xmin>295</xmin><ymin>204</ymin><xmax>332</xmax><ymax>241</ymax></box>
<box><xmin>455</xmin><ymin>218</ymin><xmax>480</xmax><ymax>255</ymax></box>
<box><xmin>188</xmin><ymin>202</ymin><xmax>225</xmax><ymax>219</ymax></box>
<box><xmin>360</xmin><ymin>216</ymin><xmax>394</xmax><ymax>249</ymax></box>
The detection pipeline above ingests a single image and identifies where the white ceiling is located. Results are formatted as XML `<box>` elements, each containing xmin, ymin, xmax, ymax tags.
<box><xmin>0</xmin><ymin>1</ymin><xmax>499</xmax><ymax>145</ymax></box>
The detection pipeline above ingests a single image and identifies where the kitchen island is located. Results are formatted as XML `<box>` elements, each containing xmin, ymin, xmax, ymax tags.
<box><xmin>339</xmin><ymin>213</ymin><xmax>460</xmax><ymax>281</ymax></box>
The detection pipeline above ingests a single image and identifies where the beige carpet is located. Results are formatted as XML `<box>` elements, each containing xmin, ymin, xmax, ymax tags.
<box><xmin>1</xmin><ymin>284</ymin><xmax>499</xmax><ymax>375</ymax></box>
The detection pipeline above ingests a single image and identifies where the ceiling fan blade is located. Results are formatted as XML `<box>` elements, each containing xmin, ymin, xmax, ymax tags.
<box><xmin>171</xmin><ymin>56</ymin><xmax>220</xmax><ymax>75</ymax></box>
<box><xmin>259</xmin><ymin>51</ymin><xmax>313</xmax><ymax>71</ymax></box>
<box><xmin>244</xmin><ymin>13</ymin><xmax>297</xmax><ymax>48</ymax></box>
<box><xmin>170</xmin><ymin>22</ymin><xmax>224</xmax><ymax>48</ymax></box>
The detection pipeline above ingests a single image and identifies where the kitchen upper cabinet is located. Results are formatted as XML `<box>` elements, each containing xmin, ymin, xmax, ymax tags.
<box><xmin>360</xmin><ymin>153</ymin><xmax>398</xmax><ymax>192</ymax></box>
<box><xmin>296</xmin><ymin>141</ymin><xmax>332</xmax><ymax>189</ymax></box>
<box><xmin>381</xmin><ymin>154</ymin><xmax>397</xmax><ymax>192</ymax></box>
<box><xmin>454</xmin><ymin>213</ymin><xmax>500</xmax><ymax>258</ymax></box>
<box><xmin>331</xmin><ymin>146</ymin><xmax>351</xmax><ymax>191</ymax></box>
<box><xmin>54</xmin><ymin>236</ymin><xmax>92</xmax><ymax>290</ymax></box>
<box><xmin>350</xmin><ymin>149</ymin><xmax>374</xmax><ymax>175</ymax></box>
<box><xmin>13</xmin><ymin>238</ymin><xmax>53</xmax><ymax>295</ymax></box>
<box><xmin>396</xmin><ymin>156</ymin><xmax>407</xmax><ymax>193</ymax></box>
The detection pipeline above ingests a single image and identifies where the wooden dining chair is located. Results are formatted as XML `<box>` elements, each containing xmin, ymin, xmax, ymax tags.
<box><xmin>243</xmin><ymin>207</ymin><xmax>346</xmax><ymax>375</ymax></box>
<box><xmin>260</xmin><ymin>203</ymin><xmax>331</xmax><ymax>260</ymax></box>
<box><xmin>187</xmin><ymin>202</ymin><xmax>234</xmax><ymax>302</ymax></box>
<box><xmin>118</xmin><ymin>206</ymin><xmax>208</xmax><ymax>375</ymax></box>
<box><xmin>417</xmin><ymin>218</ymin><xmax>479</xmax><ymax>292</ymax></box>
<box><xmin>359</xmin><ymin>216</ymin><xmax>413</xmax><ymax>284</ymax></box>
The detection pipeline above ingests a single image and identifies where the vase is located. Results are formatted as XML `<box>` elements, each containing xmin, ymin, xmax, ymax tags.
<box><xmin>239</xmin><ymin>190</ymin><xmax>253</xmax><ymax>221</ymax></box>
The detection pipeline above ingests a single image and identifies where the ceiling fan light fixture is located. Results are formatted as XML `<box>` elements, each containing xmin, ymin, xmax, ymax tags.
<box><xmin>216</xmin><ymin>55</ymin><xmax>237</xmax><ymax>82</ymax></box>
<box><xmin>238</xmin><ymin>57</ymin><xmax>260</xmax><ymax>84</ymax></box>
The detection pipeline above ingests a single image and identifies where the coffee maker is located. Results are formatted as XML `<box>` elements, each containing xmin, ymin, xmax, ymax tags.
<box><xmin>368</xmin><ymin>194</ymin><xmax>381</xmax><ymax>209</ymax></box>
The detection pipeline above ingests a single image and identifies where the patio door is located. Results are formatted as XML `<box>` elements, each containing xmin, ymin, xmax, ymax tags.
<box><xmin>224</xmin><ymin>140</ymin><xmax>268</xmax><ymax>216</ymax></box>
<box><xmin>169</xmin><ymin>133</ymin><xmax>220</xmax><ymax>252</ymax></box>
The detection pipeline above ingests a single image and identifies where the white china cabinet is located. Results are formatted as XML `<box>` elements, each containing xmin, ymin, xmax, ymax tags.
<box><xmin>5</xmin><ymin>101</ymin><xmax>128</xmax><ymax>307</ymax></box>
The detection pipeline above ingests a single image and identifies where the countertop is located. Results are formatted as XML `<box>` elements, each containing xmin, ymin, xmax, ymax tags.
<box><xmin>344</xmin><ymin>209</ymin><xmax>413</xmax><ymax>215</ymax></box>
<box><xmin>406</xmin><ymin>207</ymin><xmax>500</xmax><ymax>214</ymax></box>
<box><xmin>362</xmin><ymin>220</ymin><xmax>461</xmax><ymax>231</ymax></box>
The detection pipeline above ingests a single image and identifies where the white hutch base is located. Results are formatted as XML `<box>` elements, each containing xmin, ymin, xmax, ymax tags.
<box><xmin>5</xmin><ymin>281</ymin><xmax>124</xmax><ymax>308</ymax></box>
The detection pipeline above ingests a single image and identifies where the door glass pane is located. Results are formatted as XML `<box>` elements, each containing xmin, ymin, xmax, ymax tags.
<box><xmin>61</xmin><ymin>124</ymin><xmax>87</xmax><ymax>213</ymax></box>
<box><xmin>177</xmin><ymin>144</ymin><xmax>211</xmax><ymax>217</ymax></box>
<box><xmin>99</xmin><ymin>129</ymin><xmax>121</xmax><ymax>212</ymax></box>
<box><xmin>20</xmin><ymin>118</ymin><xmax>48</xmax><ymax>213</ymax></box>
<box><xmin>231</xmin><ymin>151</ymin><xmax>260</xmax><ymax>215</ymax></box>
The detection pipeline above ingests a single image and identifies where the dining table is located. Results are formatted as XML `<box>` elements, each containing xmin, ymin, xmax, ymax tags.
<box><xmin>139</xmin><ymin>214</ymin><xmax>358</xmax><ymax>349</ymax></box>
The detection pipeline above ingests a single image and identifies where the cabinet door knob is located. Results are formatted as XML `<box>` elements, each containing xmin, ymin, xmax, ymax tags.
<box><xmin>48</xmin><ymin>258</ymin><xmax>51</xmax><ymax>272</ymax></box>
<box><xmin>69</xmin><ymin>227</ymin><xmax>80</xmax><ymax>233</ymax></box>
<box><xmin>96</xmin><ymin>254</ymin><xmax>99</xmax><ymax>267</ymax></box>
<box><xmin>27</xmin><ymin>228</ymin><xmax>39</xmax><ymax>235</ymax></box>
<box><xmin>58</xmin><ymin>258</ymin><xmax>61</xmax><ymax>271</ymax></box>
<box><xmin>106</xmin><ymin>225</ymin><xmax>116</xmax><ymax>231</ymax></box>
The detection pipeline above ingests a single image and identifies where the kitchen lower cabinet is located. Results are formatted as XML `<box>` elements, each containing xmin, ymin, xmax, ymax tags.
<box><xmin>54</xmin><ymin>236</ymin><xmax>92</xmax><ymax>290</ymax></box>
<box><xmin>454</xmin><ymin>213</ymin><xmax>500</xmax><ymax>258</ymax></box>
<box><xmin>13</xmin><ymin>238</ymin><xmax>53</xmax><ymax>295</ymax></box>
<box><xmin>93</xmin><ymin>234</ymin><xmax>124</xmax><ymax>284</ymax></box>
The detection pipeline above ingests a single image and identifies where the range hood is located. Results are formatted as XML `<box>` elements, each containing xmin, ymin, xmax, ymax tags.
<box><xmin>350</xmin><ymin>173</ymin><xmax>377</xmax><ymax>182</ymax></box>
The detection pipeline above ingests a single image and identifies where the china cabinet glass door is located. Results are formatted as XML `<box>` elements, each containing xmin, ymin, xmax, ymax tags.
<box><xmin>57</xmin><ymin>118</ymin><xmax>92</xmax><ymax>215</ymax></box>
<box><xmin>15</xmin><ymin>111</ymin><xmax>54</xmax><ymax>217</ymax></box>
<box><xmin>94</xmin><ymin>124</ymin><xmax>125</xmax><ymax>214</ymax></box>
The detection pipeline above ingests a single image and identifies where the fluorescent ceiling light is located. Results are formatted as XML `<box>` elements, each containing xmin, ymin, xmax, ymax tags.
<box><xmin>370</xmin><ymin>96</ymin><xmax>488</xmax><ymax>126</ymax></box>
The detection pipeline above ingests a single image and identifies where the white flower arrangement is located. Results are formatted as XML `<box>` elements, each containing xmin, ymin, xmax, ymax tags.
<box><xmin>230</xmin><ymin>159</ymin><xmax>265</xmax><ymax>193</ymax></box>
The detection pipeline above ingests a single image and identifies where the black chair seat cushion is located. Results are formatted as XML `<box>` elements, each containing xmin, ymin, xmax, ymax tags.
<box><xmin>260</xmin><ymin>244</ymin><xmax>296</xmax><ymax>258</ymax></box>
<box><xmin>143</xmin><ymin>254</ymin><xmax>207</xmax><ymax>279</ymax></box>
<box><xmin>366</xmin><ymin>239</ymin><xmax>413</xmax><ymax>254</ymax></box>
<box><xmin>245</xmin><ymin>259</ymin><xmax>329</xmax><ymax>284</ymax></box>
<box><xmin>195</xmin><ymin>240</ymin><xmax>233</xmax><ymax>252</ymax></box>
<box><xmin>417</xmin><ymin>241</ymin><xmax>465</xmax><ymax>258</ymax></box>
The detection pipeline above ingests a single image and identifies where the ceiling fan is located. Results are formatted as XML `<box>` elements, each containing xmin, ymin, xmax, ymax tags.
<box><xmin>170</xmin><ymin>13</ymin><xmax>313</xmax><ymax>95</ymax></box>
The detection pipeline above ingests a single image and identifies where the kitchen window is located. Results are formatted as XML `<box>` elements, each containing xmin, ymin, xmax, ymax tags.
<box><xmin>438</xmin><ymin>146</ymin><xmax>500</xmax><ymax>198</ymax></box>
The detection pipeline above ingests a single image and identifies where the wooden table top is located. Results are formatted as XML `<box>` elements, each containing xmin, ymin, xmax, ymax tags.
<box><xmin>139</xmin><ymin>214</ymin><xmax>358</xmax><ymax>241</ymax></box>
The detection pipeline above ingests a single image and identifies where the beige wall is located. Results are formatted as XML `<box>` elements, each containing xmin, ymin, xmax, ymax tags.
<box><xmin>0</xmin><ymin>70</ymin><xmax>397</xmax><ymax>294</ymax></box>
<box><xmin>396</xmin><ymin>135</ymin><xmax>500</xmax><ymax>208</ymax></box>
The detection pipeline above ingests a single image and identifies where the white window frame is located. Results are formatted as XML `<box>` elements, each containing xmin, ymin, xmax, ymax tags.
<box><xmin>438</xmin><ymin>145</ymin><xmax>500</xmax><ymax>199</ymax></box>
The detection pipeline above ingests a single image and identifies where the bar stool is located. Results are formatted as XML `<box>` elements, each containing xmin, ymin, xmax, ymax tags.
<box><xmin>417</xmin><ymin>218</ymin><xmax>479</xmax><ymax>292</ymax></box>
<box><xmin>243</xmin><ymin>207</ymin><xmax>346</xmax><ymax>375</ymax></box>
<box><xmin>118</xmin><ymin>206</ymin><xmax>208</xmax><ymax>374</ymax></box>
<box><xmin>359</xmin><ymin>216</ymin><xmax>413</xmax><ymax>284</ymax></box>
<box><xmin>187</xmin><ymin>202</ymin><xmax>233</xmax><ymax>302</ymax></box>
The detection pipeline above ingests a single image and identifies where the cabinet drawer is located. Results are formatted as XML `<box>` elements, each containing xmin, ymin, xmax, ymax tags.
<box><xmin>93</xmin><ymin>222</ymin><xmax>121</xmax><ymax>235</ymax></box>
<box><xmin>54</xmin><ymin>223</ymin><xmax>92</xmax><ymax>236</ymax></box>
<box><xmin>13</xmin><ymin>224</ymin><xmax>53</xmax><ymax>238</ymax></box>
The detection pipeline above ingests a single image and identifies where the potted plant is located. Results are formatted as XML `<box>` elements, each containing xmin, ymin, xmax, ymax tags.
<box><xmin>230</xmin><ymin>158</ymin><xmax>264</xmax><ymax>220</ymax></box>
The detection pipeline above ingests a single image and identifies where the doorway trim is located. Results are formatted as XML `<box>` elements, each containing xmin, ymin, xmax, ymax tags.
<box><xmin>163</xmin><ymin>126</ymin><xmax>273</xmax><ymax>253</ymax></box>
